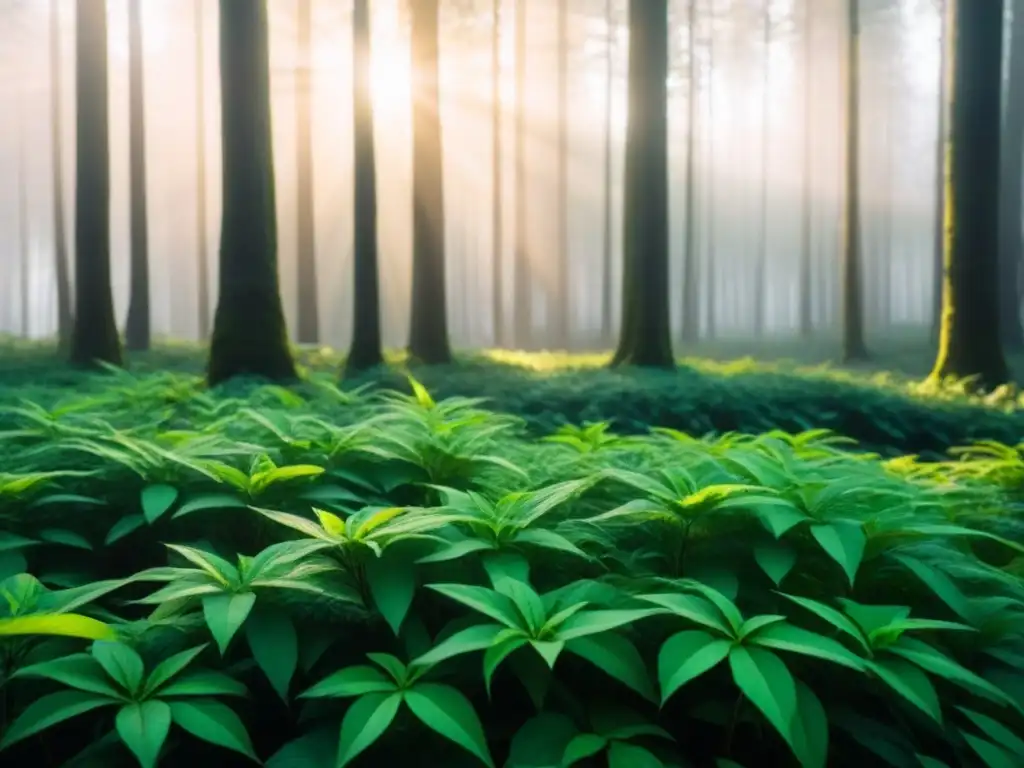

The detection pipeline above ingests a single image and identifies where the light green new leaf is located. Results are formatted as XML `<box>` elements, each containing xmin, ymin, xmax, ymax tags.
<box><xmin>0</xmin><ymin>613</ymin><xmax>116</xmax><ymax>641</ymax></box>
<box><xmin>728</xmin><ymin>645</ymin><xmax>797</xmax><ymax>748</ymax></box>
<box><xmin>170</xmin><ymin>699</ymin><xmax>261</xmax><ymax>762</ymax></box>
<box><xmin>658</xmin><ymin>630</ymin><xmax>731</xmax><ymax>705</ymax></box>
<box><xmin>0</xmin><ymin>690</ymin><xmax>114</xmax><ymax>749</ymax></box>
<box><xmin>116</xmin><ymin>700</ymin><xmax>172</xmax><ymax>768</ymax></box>
<box><xmin>245</xmin><ymin>607</ymin><xmax>298</xmax><ymax>700</ymax></box>
<box><xmin>337</xmin><ymin>692</ymin><xmax>403</xmax><ymax>768</ymax></box>
<box><xmin>203</xmin><ymin>592</ymin><xmax>257</xmax><ymax>654</ymax></box>
<box><xmin>405</xmin><ymin>683</ymin><xmax>495</xmax><ymax>768</ymax></box>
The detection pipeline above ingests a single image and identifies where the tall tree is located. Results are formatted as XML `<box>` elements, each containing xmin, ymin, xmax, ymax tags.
<box><xmin>207</xmin><ymin>0</ymin><xmax>296</xmax><ymax>384</ymax></box>
<box><xmin>70</xmin><ymin>0</ymin><xmax>122</xmax><ymax>367</ymax></box>
<box><xmin>553</xmin><ymin>0</ymin><xmax>570</xmax><ymax>349</ymax></box>
<box><xmin>931</xmin><ymin>0</ymin><xmax>948</xmax><ymax>341</ymax></box>
<box><xmin>491</xmin><ymin>0</ymin><xmax>504</xmax><ymax>347</ymax></box>
<box><xmin>840</xmin><ymin>0</ymin><xmax>867</xmax><ymax>361</ymax></box>
<box><xmin>754</xmin><ymin>0</ymin><xmax>770</xmax><ymax>339</ymax></box>
<box><xmin>512</xmin><ymin>0</ymin><xmax>531</xmax><ymax>348</ymax></box>
<box><xmin>407</xmin><ymin>0</ymin><xmax>452</xmax><ymax>364</ymax></box>
<box><xmin>49</xmin><ymin>0</ymin><xmax>72</xmax><ymax>348</ymax></box>
<box><xmin>610</xmin><ymin>0</ymin><xmax>674</xmax><ymax>368</ymax></box>
<box><xmin>125</xmin><ymin>0</ymin><xmax>151</xmax><ymax>351</ymax></box>
<box><xmin>998</xmin><ymin>0</ymin><xmax>1024</xmax><ymax>348</ymax></box>
<box><xmin>194</xmin><ymin>0</ymin><xmax>211</xmax><ymax>340</ymax></box>
<box><xmin>295</xmin><ymin>0</ymin><xmax>320</xmax><ymax>344</ymax></box>
<box><xmin>704</xmin><ymin>0</ymin><xmax>716</xmax><ymax>341</ymax></box>
<box><xmin>681</xmin><ymin>0</ymin><xmax>699</xmax><ymax>343</ymax></box>
<box><xmin>18</xmin><ymin>97</ymin><xmax>29</xmax><ymax>337</ymax></box>
<box><xmin>600</xmin><ymin>0</ymin><xmax>614</xmax><ymax>344</ymax></box>
<box><xmin>345</xmin><ymin>0</ymin><xmax>383</xmax><ymax>372</ymax></box>
<box><xmin>930</xmin><ymin>0</ymin><xmax>1009</xmax><ymax>388</ymax></box>
<box><xmin>798</xmin><ymin>0</ymin><xmax>814</xmax><ymax>338</ymax></box>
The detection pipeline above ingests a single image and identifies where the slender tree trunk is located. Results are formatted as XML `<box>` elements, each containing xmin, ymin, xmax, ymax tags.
<box><xmin>930</xmin><ymin>0</ymin><xmax>1009</xmax><ymax>389</ymax></box>
<box><xmin>610</xmin><ymin>0</ymin><xmax>674</xmax><ymax>368</ymax></box>
<box><xmin>512</xmin><ymin>0</ymin><xmax>531</xmax><ymax>348</ymax></box>
<box><xmin>554</xmin><ymin>0</ymin><xmax>570</xmax><ymax>350</ymax></box>
<box><xmin>207</xmin><ymin>0</ymin><xmax>295</xmax><ymax>384</ymax></box>
<box><xmin>841</xmin><ymin>0</ymin><xmax>868</xmax><ymax>361</ymax></box>
<box><xmin>681</xmin><ymin>0</ymin><xmax>699</xmax><ymax>344</ymax></box>
<box><xmin>931</xmin><ymin>0</ymin><xmax>948</xmax><ymax>342</ymax></box>
<box><xmin>18</xmin><ymin>103</ymin><xmax>30</xmax><ymax>338</ymax></box>
<box><xmin>491</xmin><ymin>0</ymin><xmax>504</xmax><ymax>348</ymax></box>
<box><xmin>125</xmin><ymin>0</ymin><xmax>151</xmax><ymax>351</ymax></box>
<box><xmin>705</xmin><ymin>0</ymin><xmax>716</xmax><ymax>341</ymax></box>
<box><xmin>600</xmin><ymin>0</ymin><xmax>614</xmax><ymax>345</ymax></box>
<box><xmin>345</xmin><ymin>0</ymin><xmax>383</xmax><ymax>373</ymax></box>
<box><xmin>798</xmin><ymin>0</ymin><xmax>813</xmax><ymax>338</ymax></box>
<box><xmin>754</xmin><ymin>1</ymin><xmax>770</xmax><ymax>339</ymax></box>
<box><xmin>195</xmin><ymin>0</ymin><xmax>211</xmax><ymax>340</ymax></box>
<box><xmin>295</xmin><ymin>0</ymin><xmax>320</xmax><ymax>344</ymax></box>
<box><xmin>70</xmin><ymin>0</ymin><xmax>122</xmax><ymax>368</ymax></box>
<box><xmin>50</xmin><ymin>0</ymin><xmax>72</xmax><ymax>348</ymax></box>
<box><xmin>998</xmin><ymin>0</ymin><xmax>1024</xmax><ymax>348</ymax></box>
<box><xmin>408</xmin><ymin>0</ymin><xmax>452</xmax><ymax>364</ymax></box>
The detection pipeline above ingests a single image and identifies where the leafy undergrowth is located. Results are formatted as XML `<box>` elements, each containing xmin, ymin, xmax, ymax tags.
<box><xmin>0</xmin><ymin>372</ymin><xmax>1023</xmax><ymax>767</ymax></box>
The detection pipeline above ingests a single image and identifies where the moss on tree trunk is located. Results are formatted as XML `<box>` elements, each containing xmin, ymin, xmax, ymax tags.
<box><xmin>930</xmin><ymin>0</ymin><xmax>1010</xmax><ymax>390</ymax></box>
<box><xmin>207</xmin><ymin>0</ymin><xmax>296</xmax><ymax>386</ymax></box>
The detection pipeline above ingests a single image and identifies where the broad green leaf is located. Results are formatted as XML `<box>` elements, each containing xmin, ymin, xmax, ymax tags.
<box><xmin>506</xmin><ymin>712</ymin><xmax>578</xmax><ymax>768</ymax></box>
<box><xmin>367</xmin><ymin>653</ymin><xmax>408</xmax><ymax>685</ymax></box>
<box><xmin>141</xmin><ymin>484</ymin><xmax>179</xmax><ymax>524</ymax></box>
<box><xmin>868</xmin><ymin>658</ymin><xmax>942</xmax><ymax>723</ymax></box>
<box><xmin>301</xmin><ymin>665</ymin><xmax>396</xmax><ymax>699</ymax></box>
<box><xmin>116</xmin><ymin>700</ymin><xmax>172</xmax><ymax>768</ymax></box>
<box><xmin>531</xmin><ymin>639</ymin><xmax>565</xmax><ymax>669</ymax></box>
<box><xmin>157</xmin><ymin>670</ymin><xmax>248</xmax><ymax>698</ymax></box>
<box><xmin>483</xmin><ymin>632</ymin><xmax>530</xmax><ymax>696</ymax></box>
<box><xmin>888</xmin><ymin>638</ymin><xmax>1011</xmax><ymax>706</ymax></box>
<box><xmin>203</xmin><ymin>592</ymin><xmax>257</xmax><ymax>654</ymax></box>
<box><xmin>748</xmin><ymin>623</ymin><xmax>866</xmax><ymax>671</ymax></box>
<box><xmin>366</xmin><ymin>555</ymin><xmax>416</xmax><ymax>637</ymax></box>
<box><xmin>962</xmin><ymin>733</ymin><xmax>1017</xmax><ymax>768</ymax></box>
<box><xmin>245</xmin><ymin>606</ymin><xmax>298</xmax><ymax>700</ymax></box>
<box><xmin>682</xmin><ymin>581</ymin><xmax>745</xmax><ymax>633</ymax></box>
<box><xmin>170</xmin><ymin>699</ymin><xmax>260</xmax><ymax>762</ymax></box>
<box><xmin>738</xmin><ymin>615</ymin><xmax>787</xmax><ymax>639</ymax></box>
<box><xmin>778</xmin><ymin>593</ymin><xmax>869</xmax><ymax>652</ymax></box>
<box><xmin>607</xmin><ymin>741</ymin><xmax>663</xmax><ymax>768</ymax></box>
<box><xmin>658</xmin><ymin>630</ymin><xmax>731</xmax><ymax>704</ymax></box>
<box><xmin>566</xmin><ymin>633</ymin><xmax>657</xmax><ymax>701</ymax></box>
<box><xmin>144</xmin><ymin>644</ymin><xmax>208</xmax><ymax>697</ymax></box>
<box><xmin>337</xmin><ymin>692</ymin><xmax>403</xmax><ymax>767</ymax></box>
<box><xmin>754</xmin><ymin>499</ymin><xmax>807</xmax><ymax>538</ymax></box>
<box><xmin>513</xmin><ymin>529</ymin><xmax>590</xmax><ymax>559</ymax></box>
<box><xmin>728</xmin><ymin>645</ymin><xmax>797</xmax><ymax>748</ymax></box>
<box><xmin>405</xmin><ymin>683</ymin><xmax>495</xmax><ymax>767</ymax></box>
<box><xmin>417</xmin><ymin>538</ymin><xmax>496</xmax><ymax>564</ymax></box>
<box><xmin>838</xmin><ymin>600</ymin><xmax>911</xmax><ymax>637</ymax></box>
<box><xmin>92</xmin><ymin>642</ymin><xmax>146</xmax><ymax>696</ymax></box>
<box><xmin>958</xmin><ymin>707</ymin><xmax>1024</xmax><ymax>757</ymax></box>
<box><xmin>810</xmin><ymin>522</ymin><xmax>865</xmax><ymax>586</ymax></box>
<box><xmin>106</xmin><ymin>515</ymin><xmax>146</xmax><ymax>545</ymax></box>
<box><xmin>15</xmin><ymin>653</ymin><xmax>125</xmax><ymax>698</ymax></box>
<box><xmin>638</xmin><ymin>593</ymin><xmax>732</xmax><ymax>636</ymax></box>
<box><xmin>173</xmin><ymin>494</ymin><xmax>247</xmax><ymax>519</ymax></box>
<box><xmin>497</xmin><ymin>580</ymin><xmax>547</xmax><ymax>634</ymax></box>
<box><xmin>427</xmin><ymin>584</ymin><xmax>522</xmax><ymax>629</ymax></box>
<box><xmin>754</xmin><ymin>542</ymin><xmax>796</xmax><ymax>586</ymax></box>
<box><xmin>555</xmin><ymin>609</ymin><xmax>659</xmax><ymax>642</ymax></box>
<box><xmin>892</xmin><ymin>555</ymin><xmax>974</xmax><ymax>623</ymax></box>
<box><xmin>562</xmin><ymin>733</ymin><xmax>607</xmax><ymax>765</ymax></box>
<box><xmin>791</xmin><ymin>680</ymin><xmax>828</xmax><ymax>768</ymax></box>
<box><xmin>167</xmin><ymin>544</ymin><xmax>237</xmax><ymax>585</ymax></box>
<box><xmin>39</xmin><ymin>529</ymin><xmax>93</xmax><ymax>550</ymax></box>
<box><xmin>0</xmin><ymin>613</ymin><xmax>116</xmax><ymax>641</ymax></box>
<box><xmin>413</xmin><ymin>623</ymin><xmax>506</xmax><ymax>668</ymax></box>
<box><xmin>0</xmin><ymin>691</ymin><xmax>113</xmax><ymax>749</ymax></box>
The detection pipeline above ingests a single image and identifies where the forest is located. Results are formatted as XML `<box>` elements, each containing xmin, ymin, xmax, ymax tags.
<box><xmin>0</xmin><ymin>0</ymin><xmax>1023</xmax><ymax>766</ymax></box>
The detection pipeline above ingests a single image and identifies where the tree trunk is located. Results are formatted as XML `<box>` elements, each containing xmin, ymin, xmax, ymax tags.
<box><xmin>207</xmin><ymin>0</ymin><xmax>296</xmax><ymax>384</ymax></box>
<box><xmin>798</xmin><ymin>0</ymin><xmax>813</xmax><ymax>338</ymax></box>
<box><xmin>930</xmin><ymin>0</ymin><xmax>1010</xmax><ymax>389</ymax></box>
<box><xmin>49</xmin><ymin>0</ymin><xmax>72</xmax><ymax>348</ymax></box>
<box><xmin>125</xmin><ymin>0</ymin><xmax>151</xmax><ymax>352</ymax></box>
<box><xmin>195</xmin><ymin>0</ymin><xmax>211</xmax><ymax>341</ymax></box>
<box><xmin>345</xmin><ymin>0</ymin><xmax>383</xmax><ymax>373</ymax></box>
<box><xmin>512</xmin><ymin>0</ymin><xmax>531</xmax><ymax>348</ymax></box>
<box><xmin>840</xmin><ymin>0</ymin><xmax>868</xmax><ymax>361</ymax></box>
<box><xmin>998</xmin><ymin>0</ymin><xmax>1024</xmax><ymax>348</ymax></box>
<box><xmin>931</xmin><ymin>0</ymin><xmax>948</xmax><ymax>343</ymax></box>
<box><xmin>610</xmin><ymin>0</ymin><xmax>674</xmax><ymax>368</ymax></box>
<box><xmin>600</xmin><ymin>0</ymin><xmax>614</xmax><ymax>345</ymax></box>
<box><xmin>681</xmin><ymin>0</ymin><xmax>699</xmax><ymax>344</ymax></box>
<box><xmin>553</xmin><ymin>0</ymin><xmax>570</xmax><ymax>350</ymax></box>
<box><xmin>408</xmin><ymin>0</ymin><xmax>452</xmax><ymax>364</ymax></box>
<box><xmin>18</xmin><ymin>102</ymin><xmax>30</xmax><ymax>338</ymax></box>
<box><xmin>295</xmin><ymin>0</ymin><xmax>320</xmax><ymax>345</ymax></box>
<box><xmin>705</xmin><ymin>0</ymin><xmax>716</xmax><ymax>341</ymax></box>
<box><xmin>754</xmin><ymin>1</ymin><xmax>770</xmax><ymax>339</ymax></box>
<box><xmin>70</xmin><ymin>0</ymin><xmax>122</xmax><ymax>368</ymax></box>
<box><xmin>491</xmin><ymin>0</ymin><xmax>504</xmax><ymax>348</ymax></box>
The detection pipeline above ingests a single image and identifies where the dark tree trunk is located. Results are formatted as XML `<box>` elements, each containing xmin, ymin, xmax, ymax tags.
<box><xmin>207</xmin><ymin>0</ymin><xmax>296</xmax><ymax>384</ymax></box>
<box><xmin>930</xmin><ymin>0</ymin><xmax>1010</xmax><ymax>389</ymax></box>
<box><xmin>681</xmin><ymin>0</ymin><xmax>699</xmax><ymax>344</ymax></box>
<box><xmin>125</xmin><ymin>0</ymin><xmax>151</xmax><ymax>352</ymax></box>
<box><xmin>70</xmin><ymin>0</ymin><xmax>122</xmax><ymax>368</ymax></box>
<box><xmin>998</xmin><ymin>0</ymin><xmax>1024</xmax><ymax>348</ymax></box>
<box><xmin>512</xmin><ymin>0</ymin><xmax>531</xmax><ymax>349</ymax></box>
<box><xmin>931</xmin><ymin>0</ymin><xmax>948</xmax><ymax>343</ymax></box>
<box><xmin>345</xmin><ymin>0</ymin><xmax>383</xmax><ymax>373</ymax></box>
<box><xmin>600</xmin><ymin>0</ymin><xmax>614</xmax><ymax>345</ymax></box>
<box><xmin>195</xmin><ymin>0</ymin><xmax>211</xmax><ymax>340</ymax></box>
<box><xmin>840</xmin><ymin>0</ymin><xmax>868</xmax><ymax>362</ymax></box>
<box><xmin>408</xmin><ymin>0</ymin><xmax>452</xmax><ymax>364</ymax></box>
<box><xmin>491</xmin><ymin>0</ymin><xmax>504</xmax><ymax>348</ymax></box>
<box><xmin>610</xmin><ymin>0</ymin><xmax>674</xmax><ymax>368</ymax></box>
<box><xmin>553</xmin><ymin>0</ymin><xmax>570</xmax><ymax>350</ymax></box>
<box><xmin>50</xmin><ymin>0</ymin><xmax>72</xmax><ymax>348</ymax></box>
<box><xmin>295</xmin><ymin>0</ymin><xmax>320</xmax><ymax>345</ymax></box>
<box><xmin>798</xmin><ymin>0</ymin><xmax>813</xmax><ymax>338</ymax></box>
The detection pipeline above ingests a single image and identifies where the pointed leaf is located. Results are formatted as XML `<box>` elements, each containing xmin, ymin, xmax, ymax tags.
<box><xmin>555</xmin><ymin>609</ymin><xmax>659</xmax><ymax>642</ymax></box>
<box><xmin>170</xmin><ymin>699</ymin><xmax>260</xmax><ymax>762</ymax></box>
<box><xmin>92</xmin><ymin>642</ymin><xmax>146</xmax><ymax>695</ymax></box>
<box><xmin>366</xmin><ymin>555</ymin><xmax>416</xmax><ymax>636</ymax></box>
<box><xmin>810</xmin><ymin>522</ymin><xmax>865</xmax><ymax>586</ymax></box>
<box><xmin>141</xmin><ymin>484</ymin><xmax>179</xmax><ymax>524</ymax></box>
<box><xmin>245</xmin><ymin>606</ymin><xmax>298</xmax><ymax>700</ymax></box>
<box><xmin>728</xmin><ymin>645</ymin><xmax>797</xmax><ymax>748</ymax></box>
<box><xmin>116</xmin><ymin>700</ymin><xmax>172</xmax><ymax>768</ymax></box>
<box><xmin>405</xmin><ymin>683</ymin><xmax>495</xmax><ymax>768</ymax></box>
<box><xmin>203</xmin><ymin>592</ymin><xmax>257</xmax><ymax>654</ymax></box>
<box><xmin>336</xmin><ymin>692</ymin><xmax>403</xmax><ymax>767</ymax></box>
<box><xmin>301</xmin><ymin>665</ymin><xmax>396</xmax><ymax>699</ymax></box>
<box><xmin>659</xmin><ymin>630</ymin><xmax>731</xmax><ymax>704</ymax></box>
<box><xmin>566</xmin><ymin>632</ymin><xmax>657</xmax><ymax>701</ymax></box>
<box><xmin>0</xmin><ymin>691</ymin><xmax>113</xmax><ymax>749</ymax></box>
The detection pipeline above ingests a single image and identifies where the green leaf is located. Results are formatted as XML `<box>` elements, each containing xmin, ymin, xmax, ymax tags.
<box><xmin>405</xmin><ymin>683</ymin><xmax>495</xmax><ymax>768</ymax></box>
<box><xmin>245</xmin><ymin>606</ymin><xmax>298</xmax><ymax>700</ymax></box>
<box><xmin>106</xmin><ymin>515</ymin><xmax>146</xmax><ymax>545</ymax></box>
<box><xmin>15</xmin><ymin>653</ymin><xmax>125</xmax><ymax>698</ymax></box>
<box><xmin>555</xmin><ymin>609</ymin><xmax>659</xmax><ymax>642</ymax></box>
<box><xmin>157</xmin><ymin>670</ymin><xmax>248</xmax><ymax>698</ymax></box>
<box><xmin>483</xmin><ymin>632</ymin><xmax>530</xmax><ymax>695</ymax></box>
<box><xmin>778</xmin><ymin>593</ymin><xmax>869</xmax><ymax>652</ymax></box>
<box><xmin>607</xmin><ymin>742</ymin><xmax>663</xmax><ymax>768</ymax></box>
<box><xmin>888</xmin><ymin>638</ymin><xmax>1011</xmax><ymax>706</ymax></box>
<box><xmin>427</xmin><ymin>584</ymin><xmax>522</xmax><ymax>629</ymax></box>
<box><xmin>0</xmin><ymin>691</ymin><xmax>113</xmax><ymax>749</ymax></box>
<box><xmin>728</xmin><ymin>645</ymin><xmax>797</xmax><ymax>748</ymax></box>
<box><xmin>747</xmin><ymin>623</ymin><xmax>865</xmax><ymax>671</ymax></box>
<box><xmin>566</xmin><ymin>632</ymin><xmax>657</xmax><ymax>701</ymax></box>
<box><xmin>413</xmin><ymin>623</ymin><xmax>506</xmax><ymax>669</ymax></box>
<box><xmin>417</xmin><ymin>538</ymin><xmax>496</xmax><ymax>564</ymax></box>
<box><xmin>892</xmin><ymin>555</ymin><xmax>974</xmax><ymax>623</ymax></box>
<box><xmin>507</xmin><ymin>713</ymin><xmax>578</xmax><ymax>768</ymax></box>
<box><xmin>144</xmin><ymin>644</ymin><xmax>209</xmax><ymax>697</ymax></box>
<box><xmin>868</xmin><ymin>658</ymin><xmax>942</xmax><ymax>723</ymax></box>
<box><xmin>116</xmin><ymin>700</ymin><xmax>172</xmax><ymax>768</ymax></box>
<box><xmin>562</xmin><ymin>733</ymin><xmax>607</xmax><ymax>765</ymax></box>
<box><xmin>638</xmin><ymin>592</ymin><xmax>732</xmax><ymax>636</ymax></box>
<box><xmin>531</xmin><ymin>639</ymin><xmax>565</xmax><ymax>669</ymax></box>
<box><xmin>141</xmin><ymin>484</ymin><xmax>179</xmax><ymax>524</ymax></box>
<box><xmin>39</xmin><ymin>529</ymin><xmax>93</xmax><ymax>550</ymax></box>
<box><xmin>958</xmin><ymin>707</ymin><xmax>1024</xmax><ymax>757</ymax></box>
<box><xmin>754</xmin><ymin>542</ymin><xmax>797</xmax><ymax>586</ymax></box>
<box><xmin>810</xmin><ymin>521</ymin><xmax>865</xmax><ymax>586</ymax></box>
<box><xmin>962</xmin><ymin>733</ymin><xmax>1017</xmax><ymax>768</ymax></box>
<box><xmin>658</xmin><ymin>630</ymin><xmax>731</xmax><ymax>705</ymax></box>
<box><xmin>170</xmin><ymin>699</ymin><xmax>260</xmax><ymax>762</ymax></box>
<box><xmin>336</xmin><ymin>692</ymin><xmax>403</xmax><ymax>767</ymax></box>
<box><xmin>203</xmin><ymin>592</ymin><xmax>257</xmax><ymax>654</ymax></box>
<box><xmin>791</xmin><ymin>680</ymin><xmax>828</xmax><ymax>768</ymax></box>
<box><xmin>301</xmin><ymin>665</ymin><xmax>396</xmax><ymax>699</ymax></box>
<box><xmin>513</xmin><ymin>528</ymin><xmax>591</xmax><ymax>559</ymax></box>
<box><xmin>365</xmin><ymin>554</ymin><xmax>416</xmax><ymax>636</ymax></box>
<box><xmin>92</xmin><ymin>642</ymin><xmax>146</xmax><ymax>696</ymax></box>
<box><xmin>173</xmin><ymin>493</ymin><xmax>247</xmax><ymax>519</ymax></box>
<box><xmin>0</xmin><ymin>613</ymin><xmax>117</xmax><ymax>641</ymax></box>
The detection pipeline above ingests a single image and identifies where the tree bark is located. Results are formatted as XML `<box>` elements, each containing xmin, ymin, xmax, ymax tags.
<box><xmin>295</xmin><ymin>0</ymin><xmax>320</xmax><ymax>345</ymax></box>
<box><xmin>681</xmin><ymin>0</ymin><xmax>699</xmax><ymax>344</ymax></box>
<box><xmin>207</xmin><ymin>0</ymin><xmax>296</xmax><ymax>384</ymax></box>
<box><xmin>125</xmin><ymin>0</ymin><xmax>151</xmax><ymax>351</ymax></box>
<box><xmin>345</xmin><ymin>0</ymin><xmax>383</xmax><ymax>373</ymax></box>
<box><xmin>18</xmin><ymin>100</ymin><xmax>30</xmax><ymax>337</ymax></box>
<box><xmin>998</xmin><ymin>0</ymin><xmax>1024</xmax><ymax>348</ymax></box>
<box><xmin>407</xmin><ymin>0</ymin><xmax>452</xmax><ymax>364</ymax></box>
<box><xmin>512</xmin><ymin>0</ymin><xmax>531</xmax><ymax>348</ymax></box>
<box><xmin>49</xmin><ymin>0</ymin><xmax>72</xmax><ymax>348</ymax></box>
<box><xmin>931</xmin><ymin>0</ymin><xmax>948</xmax><ymax>343</ymax></box>
<box><xmin>930</xmin><ymin>0</ymin><xmax>1010</xmax><ymax>389</ymax></box>
<box><xmin>600</xmin><ymin>0</ymin><xmax>614</xmax><ymax>345</ymax></box>
<box><xmin>195</xmin><ymin>0</ymin><xmax>211</xmax><ymax>341</ymax></box>
<box><xmin>704</xmin><ymin>0</ymin><xmax>716</xmax><ymax>341</ymax></box>
<box><xmin>610</xmin><ymin>0</ymin><xmax>674</xmax><ymax>368</ymax></box>
<box><xmin>754</xmin><ymin>1</ymin><xmax>770</xmax><ymax>339</ymax></box>
<box><xmin>70</xmin><ymin>0</ymin><xmax>122</xmax><ymax>368</ymax></box>
<box><xmin>798</xmin><ymin>0</ymin><xmax>813</xmax><ymax>338</ymax></box>
<box><xmin>553</xmin><ymin>0</ymin><xmax>570</xmax><ymax>350</ymax></box>
<box><xmin>491</xmin><ymin>0</ymin><xmax>504</xmax><ymax>348</ymax></box>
